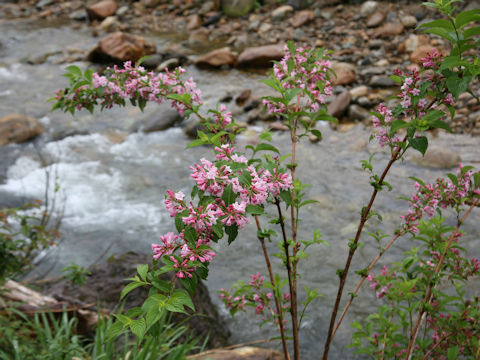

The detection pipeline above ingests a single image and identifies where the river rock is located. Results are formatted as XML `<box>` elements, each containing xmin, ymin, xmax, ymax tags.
<box><xmin>187</xmin><ymin>346</ymin><xmax>283</xmax><ymax>360</ymax></box>
<box><xmin>142</xmin><ymin>0</ymin><xmax>162</xmax><ymax>8</ymax></box>
<box><xmin>130</xmin><ymin>105</ymin><xmax>182</xmax><ymax>133</ymax></box>
<box><xmin>271</xmin><ymin>5</ymin><xmax>293</xmax><ymax>22</ymax></box>
<box><xmin>331</xmin><ymin>62</ymin><xmax>356</xmax><ymax>86</ymax></box>
<box><xmin>360</xmin><ymin>1</ymin><xmax>378</xmax><ymax>17</ymax></box>
<box><xmin>188</xmin><ymin>28</ymin><xmax>210</xmax><ymax>47</ymax></box>
<box><xmin>410</xmin><ymin>44</ymin><xmax>438</xmax><ymax>64</ymax></box>
<box><xmin>42</xmin><ymin>252</ymin><xmax>230</xmax><ymax>349</ymax></box>
<box><xmin>286</xmin><ymin>0</ymin><xmax>310</xmax><ymax>10</ymax></box>
<box><xmin>194</xmin><ymin>47</ymin><xmax>237</xmax><ymax>68</ymax></box>
<box><xmin>291</xmin><ymin>10</ymin><xmax>315</xmax><ymax>27</ymax></box>
<box><xmin>0</xmin><ymin>114</ymin><xmax>43</xmax><ymax>146</ymax></box>
<box><xmin>328</xmin><ymin>91</ymin><xmax>351</xmax><ymax>118</ymax></box>
<box><xmin>88</xmin><ymin>32</ymin><xmax>156</xmax><ymax>63</ymax></box>
<box><xmin>237</xmin><ymin>44</ymin><xmax>285</xmax><ymax>67</ymax></box>
<box><xmin>400</xmin><ymin>14</ymin><xmax>417</xmax><ymax>28</ymax></box>
<box><xmin>366</xmin><ymin>11</ymin><xmax>385</xmax><ymax>28</ymax></box>
<box><xmin>349</xmin><ymin>85</ymin><xmax>368</xmax><ymax>99</ymax></box>
<box><xmin>373</xmin><ymin>21</ymin><xmax>404</xmax><ymax>38</ymax></box>
<box><xmin>187</xmin><ymin>14</ymin><xmax>202</xmax><ymax>30</ymax></box>
<box><xmin>99</xmin><ymin>16</ymin><xmax>119</xmax><ymax>31</ymax></box>
<box><xmin>408</xmin><ymin>146</ymin><xmax>461</xmax><ymax>168</ymax></box>
<box><xmin>140</xmin><ymin>54</ymin><xmax>163</xmax><ymax>70</ymax></box>
<box><xmin>348</xmin><ymin>104</ymin><xmax>369</xmax><ymax>121</ymax></box>
<box><xmin>86</xmin><ymin>0</ymin><xmax>118</xmax><ymax>21</ymax></box>
<box><xmin>369</xmin><ymin>75</ymin><xmax>395</xmax><ymax>87</ymax></box>
<box><xmin>236</xmin><ymin>89</ymin><xmax>251</xmax><ymax>105</ymax></box>
<box><xmin>221</xmin><ymin>0</ymin><xmax>255</xmax><ymax>17</ymax></box>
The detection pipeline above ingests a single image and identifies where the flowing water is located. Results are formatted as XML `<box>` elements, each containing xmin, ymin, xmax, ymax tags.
<box><xmin>1</xmin><ymin>19</ymin><xmax>479</xmax><ymax>359</ymax></box>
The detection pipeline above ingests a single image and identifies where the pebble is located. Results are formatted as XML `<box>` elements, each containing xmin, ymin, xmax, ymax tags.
<box><xmin>271</xmin><ymin>5</ymin><xmax>294</xmax><ymax>22</ymax></box>
<box><xmin>369</xmin><ymin>75</ymin><xmax>396</xmax><ymax>87</ymax></box>
<box><xmin>360</xmin><ymin>1</ymin><xmax>378</xmax><ymax>18</ymax></box>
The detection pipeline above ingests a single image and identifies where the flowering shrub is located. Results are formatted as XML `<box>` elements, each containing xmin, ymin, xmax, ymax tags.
<box><xmin>50</xmin><ymin>1</ymin><xmax>480</xmax><ymax>358</ymax></box>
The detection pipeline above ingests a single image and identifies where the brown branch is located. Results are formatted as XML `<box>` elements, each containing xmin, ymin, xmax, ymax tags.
<box><xmin>254</xmin><ymin>215</ymin><xmax>291</xmax><ymax>360</ymax></box>
<box><xmin>322</xmin><ymin>138</ymin><xmax>405</xmax><ymax>360</ymax></box>
<box><xmin>404</xmin><ymin>197</ymin><xmax>480</xmax><ymax>359</ymax></box>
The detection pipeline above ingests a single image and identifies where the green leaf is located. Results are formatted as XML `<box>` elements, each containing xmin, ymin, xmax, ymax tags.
<box><xmin>137</xmin><ymin>55</ymin><xmax>152</xmax><ymax>65</ymax></box>
<box><xmin>225</xmin><ymin>223</ymin><xmax>238</xmax><ymax>245</ymax></box>
<box><xmin>137</xmin><ymin>264</ymin><xmax>149</xmax><ymax>282</ymax></box>
<box><xmin>222</xmin><ymin>185</ymin><xmax>236</xmax><ymax>206</ymax></box>
<box><xmin>300</xmin><ymin>199</ymin><xmax>319</xmax><ymax>208</ymax></box>
<box><xmin>419</xmin><ymin>19</ymin><xmax>455</xmax><ymax>31</ymax></box>
<box><xmin>455</xmin><ymin>9</ymin><xmax>480</xmax><ymax>29</ymax></box>
<box><xmin>447</xmin><ymin>346</ymin><xmax>460</xmax><ymax>360</ymax></box>
<box><xmin>310</xmin><ymin>129</ymin><xmax>322</xmax><ymax>140</ymax></box>
<box><xmin>255</xmin><ymin>143</ymin><xmax>280</xmax><ymax>154</ymax></box>
<box><xmin>166</xmin><ymin>289</ymin><xmax>195</xmax><ymax>314</ymax></box>
<box><xmin>180</xmin><ymin>274</ymin><xmax>197</xmax><ymax>295</ymax></box>
<box><xmin>175</xmin><ymin>210</ymin><xmax>189</xmax><ymax>232</ymax></box>
<box><xmin>423</xmin><ymin>27</ymin><xmax>457</xmax><ymax>43</ymax></box>
<box><xmin>129</xmin><ymin>317</ymin><xmax>146</xmax><ymax>340</ymax></box>
<box><xmin>186</xmin><ymin>139</ymin><xmax>207</xmax><ymax>149</ymax></box>
<box><xmin>279</xmin><ymin>189</ymin><xmax>292</xmax><ymax>206</ymax></box>
<box><xmin>183</xmin><ymin>226</ymin><xmax>197</xmax><ymax>244</ymax></box>
<box><xmin>65</xmin><ymin>65</ymin><xmax>82</xmax><ymax>77</ymax></box>
<box><xmin>409</xmin><ymin>136</ymin><xmax>428</xmax><ymax>156</ymax></box>
<box><xmin>389</xmin><ymin>75</ymin><xmax>403</xmax><ymax>84</ymax></box>
<box><xmin>464</xmin><ymin>26</ymin><xmax>480</xmax><ymax>39</ymax></box>
<box><xmin>260</xmin><ymin>78</ymin><xmax>283</xmax><ymax>92</ymax></box>
<box><xmin>316</xmin><ymin>113</ymin><xmax>338</xmax><ymax>123</ymax></box>
<box><xmin>105</xmin><ymin>320</ymin><xmax>125</xmax><ymax>342</ymax></box>
<box><xmin>390</xmin><ymin>119</ymin><xmax>409</xmax><ymax>134</ymax></box>
<box><xmin>446</xmin><ymin>74</ymin><xmax>472</xmax><ymax>98</ymax></box>
<box><xmin>429</xmin><ymin>119</ymin><xmax>452</xmax><ymax>132</ymax></box>
<box><xmin>246</xmin><ymin>204</ymin><xmax>264</xmax><ymax>215</ymax></box>
<box><xmin>120</xmin><ymin>281</ymin><xmax>146</xmax><ymax>300</ymax></box>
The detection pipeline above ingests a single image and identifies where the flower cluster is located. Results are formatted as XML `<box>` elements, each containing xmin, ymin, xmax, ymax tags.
<box><xmin>371</xmin><ymin>103</ymin><xmax>401</xmax><ymax>148</ymax></box>
<box><xmin>152</xmin><ymin>143</ymin><xmax>293</xmax><ymax>279</ymax></box>
<box><xmin>263</xmin><ymin>44</ymin><xmax>333</xmax><ymax>114</ymax></box>
<box><xmin>401</xmin><ymin>164</ymin><xmax>480</xmax><ymax>234</ymax></box>
<box><xmin>219</xmin><ymin>272</ymin><xmax>291</xmax><ymax>324</ymax></box>
<box><xmin>55</xmin><ymin>62</ymin><xmax>202</xmax><ymax>116</ymax></box>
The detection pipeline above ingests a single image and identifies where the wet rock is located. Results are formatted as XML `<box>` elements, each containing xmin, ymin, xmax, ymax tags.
<box><xmin>236</xmin><ymin>89</ymin><xmax>251</xmax><ymax>106</ymax></box>
<box><xmin>366</xmin><ymin>11</ymin><xmax>385</xmax><ymax>28</ymax></box>
<box><xmin>269</xmin><ymin>121</ymin><xmax>289</xmax><ymax>131</ymax></box>
<box><xmin>187</xmin><ymin>346</ymin><xmax>283</xmax><ymax>360</ymax></box>
<box><xmin>291</xmin><ymin>10</ymin><xmax>315</xmax><ymax>28</ymax></box>
<box><xmin>400</xmin><ymin>14</ymin><xmax>417</xmax><ymax>28</ymax></box>
<box><xmin>410</xmin><ymin>44</ymin><xmax>438</xmax><ymax>64</ymax></box>
<box><xmin>373</xmin><ymin>21</ymin><xmax>404</xmax><ymax>38</ymax></box>
<box><xmin>142</xmin><ymin>0</ymin><xmax>162</xmax><ymax>8</ymax></box>
<box><xmin>221</xmin><ymin>0</ymin><xmax>255</xmax><ymax>17</ymax></box>
<box><xmin>86</xmin><ymin>0</ymin><xmax>118</xmax><ymax>21</ymax></box>
<box><xmin>187</xmin><ymin>14</ymin><xmax>202</xmax><ymax>30</ymax></box>
<box><xmin>200</xmin><ymin>1</ymin><xmax>215</xmax><ymax>14</ymax></box>
<box><xmin>188</xmin><ymin>27</ymin><xmax>210</xmax><ymax>47</ymax></box>
<box><xmin>141</xmin><ymin>54</ymin><xmax>163</xmax><ymax>70</ymax></box>
<box><xmin>0</xmin><ymin>114</ymin><xmax>43</xmax><ymax>146</ymax></box>
<box><xmin>203</xmin><ymin>12</ymin><xmax>222</xmax><ymax>26</ymax></box>
<box><xmin>88</xmin><ymin>32</ymin><xmax>156</xmax><ymax>63</ymax></box>
<box><xmin>293</xmin><ymin>28</ymin><xmax>307</xmax><ymax>41</ymax></box>
<box><xmin>331</xmin><ymin>62</ymin><xmax>356</xmax><ymax>86</ymax></box>
<box><xmin>349</xmin><ymin>85</ymin><xmax>368</xmax><ymax>99</ymax></box>
<box><xmin>237</xmin><ymin>44</ymin><xmax>285</xmax><ymax>67</ymax></box>
<box><xmin>369</xmin><ymin>75</ymin><xmax>395</xmax><ymax>87</ymax></box>
<box><xmin>184</xmin><ymin>119</ymin><xmax>203</xmax><ymax>138</ymax></box>
<box><xmin>328</xmin><ymin>91</ymin><xmax>351</xmax><ymax>118</ymax></box>
<box><xmin>258</xmin><ymin>22</ymin><xmax>272</xmax><ymax>34</ymax></box>
<box><xmin>194</xmin><ymin>47</ymin><xmax>237</xmax><ymax>68</ymax></box>
<box><xmin>36</xmin><ymin>0</ymin><xmax>54</xmax><ymax>8</ymax></box>
<box><xmin>43</xmin><ymin>252</ymin><xmax>230</xmax><ymax>349</ymax></box>
<box><xmin>99</xmin><ymin>16</ymin><xmax>119</xmax><ymax>31</ymax></box>
<box><xmin>348</xmin><ymin>104</ymin><xmax>369</xmax><ymax>121</ymax></box>
<box><xmin>157</xmin><ymin>58</ymin><xmax>180</xmax><ymax>71</ymax></box>
<box><xmin>271</xmin><ymin>5</ymin><xmax>293</xmax><ymax>22</ymax></box>
<box><xmin>70</xmin><ymin>10</ymin><xmax>87</xmax><ymax>21</ymax></box>
<box><xmin>408</xmin><ymin>146</ymin><xmax>461</xmax><ymax>168</ymax></box>
<box><xmin>360</xmin><ymin>1</ymin><xmax>378</xmax><ymax>18</ymax></box>
<box><xmin>130</xmin><ymin>105</ymin><xmax>182</xmax><ymax>133</ymax></box>
<box><xmin>286</xmin><ymin>0</ymin><xmax>311</xmax><ymax>10</ymax></box>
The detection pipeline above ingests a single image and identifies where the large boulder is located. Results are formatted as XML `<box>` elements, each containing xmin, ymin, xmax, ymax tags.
<box><xmin>86</xmin><ymin>0</ymin><xmax>118</xmax><ymax>21</ymax></box>
<box><xmin>194</xmin><ymin>47</ymin><xmax>237</xmax><ymax>68</ymax></box>
<box><xmin>42</xmin><ymin>252</ymin><xmax>231</xmax><ymax>349</ymax></box>
<box><xmin>0</xmin><ymin>114</ymin><xmax>43</xmax><ymax>146</ymax></box>
<box><xmin>187</xmin><ymin>346</ymin><xmax>283</xmax><ymax>360</ymax></box>
<box><xmin>221</xmin><ymin>0</ymin><xmax>255</xmax><ymax>17</ymax></box>
<box><xmin>237</xmin><ymin>44</ymin><xmax>284</xmax><ymax>67</ymax></box>
<box><xmin>88</xmin><ymin>32</ymin><xmax>156</xmax><ymax>64</ymax></box>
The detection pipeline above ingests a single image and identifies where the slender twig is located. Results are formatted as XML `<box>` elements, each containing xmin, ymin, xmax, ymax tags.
<box><xmin>404</xmin><ymin>197</ymin><xmax>480</xmax><ymax>359</ymax></box>
<box><xmin>380</xmin><ymin>300</ymin><xmax>395</xmax><ymax>360</ymax></box>
<box><xmin>288</xmin><ymin>93</ymin><xmax>302</xmax><ymax>360</ymax></box>
<box><xmin>254</xmin><ymin>215</ymin><xmax>291</xmax><ymax>360</ymax></box>
<box><xmin>332</xmin><ymin>230</ymin><xmax>405</xmax><ymax>338</ymax></box>
<box><xmin>322</xmin><ymin>137</ymin><xmax>406</xmax><ymax>360</ymax></box>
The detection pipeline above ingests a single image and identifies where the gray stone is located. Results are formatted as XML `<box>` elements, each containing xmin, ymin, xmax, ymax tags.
<box><xmin>369</xmin><ymin>75</ymin><xmax>396</xmax><ymax>87</ymax></box>
<box><xmin>408</xmin><ymin>146</ymin><xmax>461</xmax><ymax>169</ymax></box>
<box><xmin>360</xmin><ymin>1</ymin><xmax>378</xmax><ymax>17</ymax></box>
<box><xmin>36</xmin><ymin>0</ymin><xmax>55</xmax><ymax>8</ymax></box>
<box><xmin>286</xmin><ymin>0</ymin><xmax>310</xmax><ymax>10</ymax></box>
<box><xmin>348</xmin><ymin>104</ymin><xmax>369</xmax><ymax>121</ymax></box>
<box><xmin>328</xmin><ymin>91</ymin><xmax>352</xmax><ymax>118</ymax></box>
<box><xmin>271</xmin><ymin>5</ymin><xmax>294</xmax><ymax>22</ymax></box>
<box><xmin>130</xmin><ymin>105</ymin><xmax>182</xmax><ymax>133</ymax></box>
<box><xmin>221</xmin><ymin>0</ymin><xmax>256</xmax><ymax>17</ymax></box>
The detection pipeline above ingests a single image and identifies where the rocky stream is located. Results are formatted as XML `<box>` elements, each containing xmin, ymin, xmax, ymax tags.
<box><xmin>1</xmin><ymin>0</ymin><xmax>479</xmax><ymax>358</ymax></box>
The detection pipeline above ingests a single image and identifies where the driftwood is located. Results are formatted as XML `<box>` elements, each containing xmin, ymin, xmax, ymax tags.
<box><xmin>0</xmin><ymin>279</ymin><xmax>99</xmax><ymax>335</ymax></box>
